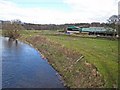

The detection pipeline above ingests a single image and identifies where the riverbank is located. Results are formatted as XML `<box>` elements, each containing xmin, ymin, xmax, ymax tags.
<box><xmin>19</xmin><ymin>30</ymin><xmax>118</xmax><ymax>88</ymax></box>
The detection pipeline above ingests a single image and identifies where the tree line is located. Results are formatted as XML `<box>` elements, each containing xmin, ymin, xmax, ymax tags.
<box><xmin>1</xmin><ymin>20</ymin><xmax>114</xmax><ymax>31</ymax></box>
<box><xmin>1</xmin><ymin>15</ymin><xmax>119</xmax><ymax>40</ymax></box>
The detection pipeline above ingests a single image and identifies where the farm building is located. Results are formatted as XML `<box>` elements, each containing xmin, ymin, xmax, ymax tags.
<box><xmin>66</xmin><ymin>26</ymin><xmax>82</xmax><ymax>34</ymax></box>
<box><xmin>66</xmin><ymin>26</ymin><xmax>117</xmax><ymax>36</ymax></box>
<box><xmin>82</xmin><ymin>27</ymin><xmax>117</xmax><ymax>36</ymax></box>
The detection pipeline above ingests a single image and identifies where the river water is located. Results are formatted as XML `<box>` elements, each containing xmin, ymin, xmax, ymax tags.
<box><xmin>1</xmin><ymin>37</ymin><xmax>64</xmax><ymax>88</ymax></box>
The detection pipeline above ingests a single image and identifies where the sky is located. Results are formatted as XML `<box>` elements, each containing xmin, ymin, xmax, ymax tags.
<box><xmin>0</xmin><ymin>0</ymin><xmax>119</xmax><ymax>24</ymax></box>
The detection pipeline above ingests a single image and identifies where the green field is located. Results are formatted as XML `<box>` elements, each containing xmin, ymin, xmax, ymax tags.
<box><xmin>0</xmin><ymin>30</ymin><xmax>2</xmax><ymax>35</ymax></box>
<box><xmin>19</xmin><ymin>30</ymin><xmax>118</xmax><ymax>88</ymax></box>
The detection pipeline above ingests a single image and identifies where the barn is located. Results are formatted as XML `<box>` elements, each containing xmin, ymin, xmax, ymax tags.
<box><xmin>66</xmin><ymin>26</ymin><xmax>82</xmax><ymax>34</ymax></box>
<box><xmin>82</xmin><ymin>27</ymin><xmax>117</xmax><ymax>36</ymax></box>
<box><xmin>66</xmin><ymin>26</ymin><xmax>117</xmax><ymax>36</ymax></box>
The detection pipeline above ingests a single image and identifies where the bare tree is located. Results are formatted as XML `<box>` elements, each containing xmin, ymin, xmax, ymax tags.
<box><xmin>2</xmin><ymin>20</ymin><xmax>24</xmax><ymax>40</ymax></box>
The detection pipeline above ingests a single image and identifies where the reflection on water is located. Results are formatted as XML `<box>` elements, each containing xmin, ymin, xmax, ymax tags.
<box><xmin>2</xmin><ymin>37</ymin><xmax>64</xmax><ymax>88</ymax></box>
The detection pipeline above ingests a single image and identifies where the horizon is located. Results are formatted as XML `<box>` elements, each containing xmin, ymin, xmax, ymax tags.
<box><xmin>0</xmin><ymin>0</ymin><xmax>119</xmax><ymax>24</ymax></box>
<box><xmin>0</xmin><ymin>19</ymin><xmax>110</xmax><ymax>25</ymax></box>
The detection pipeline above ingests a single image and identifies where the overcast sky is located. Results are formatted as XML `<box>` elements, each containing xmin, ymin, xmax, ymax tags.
<box><xmin>0</xmin><ymin>0</ymin><xmax>119</xmax><ymax>24</ymax></box>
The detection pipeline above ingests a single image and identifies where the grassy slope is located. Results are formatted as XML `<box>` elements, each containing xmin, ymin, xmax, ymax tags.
<box><xmin>20</xmin><ymin>30</ymin><xmax>118</xmax><ymax>88</ymax></box>
<box><xmin>46</xmin><ymin>35</ymin><xmax>118</xmax><ymax>87</ymax></box>
<box><xmin>0</xmin><ymin>30</ymin><xmax>2</xmax><ymax>35</ymax></box>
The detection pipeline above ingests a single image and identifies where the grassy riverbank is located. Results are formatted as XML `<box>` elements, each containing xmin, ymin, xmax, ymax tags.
<box><xmin>19</xmin><ymin>30</ymin><xmax>118</xmax><ymax>88</ymax></box>
<box><xmin>0</xmin><ymin>30</ymin><xmax>2</xmax><ymax>35</ymax></box>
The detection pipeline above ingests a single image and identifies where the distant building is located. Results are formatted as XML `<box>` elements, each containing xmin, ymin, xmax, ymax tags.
<box><xmin>82</xmin><ymin>27</ymin><xmax>116</xmax><ymax>36</ymax></box>
<box><xmin>66</xmin><ymin>26</ymin><xmax>116</xmax><ymax>36</ymax></box>
<box><xmin>66</xmin><ymin>26</ymin><xmax>82</xmax><ymax>34</ymax></box>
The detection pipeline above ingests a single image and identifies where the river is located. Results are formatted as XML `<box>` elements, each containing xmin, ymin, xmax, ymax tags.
<box><xmin>1</xmin><ymin>37</ymin><xmax>64</xmax><ymax>88</ymax></box>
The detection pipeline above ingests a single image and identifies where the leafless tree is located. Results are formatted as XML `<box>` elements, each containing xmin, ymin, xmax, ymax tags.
<box><xmin>2</xmin><ymin>20</ymin><xmax>24</xmax><ymax>40</ymax></box>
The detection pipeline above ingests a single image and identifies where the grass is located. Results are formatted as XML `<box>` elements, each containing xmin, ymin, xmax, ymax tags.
<box><xmin>19</xmin><ymin>30</ymin><xmax>118</xmax><ymax>88</ymax></box>
<box><xmin>46</xmin><ymin>35</ymin><xmax>118</xmax><ymax>87</ymax></box>
<box><xmin>0</xmin><ymin>30</ymin><xmax>2</xmax><ymax>35</ymax></box>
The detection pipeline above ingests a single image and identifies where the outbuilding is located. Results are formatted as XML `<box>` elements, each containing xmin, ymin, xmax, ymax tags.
<box><xmin>66</xmin><ymin>26</ymin><xmax>82</xmax><ymax>34</ymax></box>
